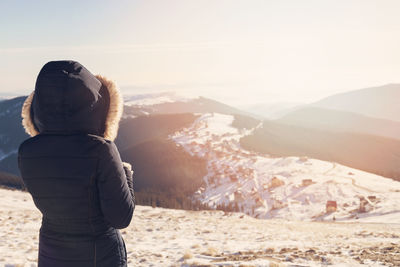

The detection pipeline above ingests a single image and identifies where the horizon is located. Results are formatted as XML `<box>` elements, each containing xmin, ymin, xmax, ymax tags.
<box><xmin>2</xmin><ymin>0</ymin><xmax>400</xmax><ymax>106</ymax></box>
<box><xmin>1</xmin><ymin>82</ymin><xmax>399</xmax><ymax>108</ymax></box>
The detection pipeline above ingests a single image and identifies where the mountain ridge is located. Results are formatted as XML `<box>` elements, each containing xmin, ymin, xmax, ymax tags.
<box><xmin>278</xmin><ymin>106</ymin><xmax>400</xmax><ymax>140</ymax></box>
<box><xmin>311</xmin><ymin>83</ymin><xmax>400</xmax><ymax>122</ymax></box>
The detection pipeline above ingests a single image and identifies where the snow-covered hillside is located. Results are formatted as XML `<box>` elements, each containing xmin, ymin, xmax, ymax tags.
<box><xmin>1</xmin><ymin>188</ymin><xmax>399</xmax><ymax>267</ymax></box>
<box><xmin>170</xmin><ymin>113</ymin><xmax>400</xmax><ymax>222</ymax></box>
<box><xmin>124</xmin><ymin>92</ymin><xmax>195</xmax><ymax>106</ymax></box>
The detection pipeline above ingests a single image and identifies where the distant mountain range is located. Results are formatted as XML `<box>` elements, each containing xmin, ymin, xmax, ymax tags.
<box><xmin>123</xmin><ymin>94</ymin><xmax>251</xmax><ymax>118</ymax></box>
<box><xmin>0</xmin><ymin>84</ymin><xmax>399</xmax><ymax>219</ymax></box>
<box><xmin>311</xmin><ymin>83</ymin><xmax>400</xmax><ymax>122</ymax></box>
<box><xmin>240</xmin><ymin>83</ymin><xmax>400</xmax><ymax>123</ymax></box>
<box><xmin>239</xmin><ymin>102</ymin><xmax>302</xmax><ymax>119</ymax></box>
<box><xmin>240</xmin><ymin>83</ymin><xmax>400</xmax><ymax>140</ymax></box>
<box><xmin>278</xmin><ymin>107</ymin><xmax>400</xmax><ymax>140</ymax></box>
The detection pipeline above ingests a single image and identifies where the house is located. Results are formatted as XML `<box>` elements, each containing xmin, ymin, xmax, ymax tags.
<box><xmin>255</xmin><ymin>197</ymin><xmax>264</xmax><ymax>208</ymax></box>
<box><xmin>271</xmin><ymin>199</ymin><xmax>286</xmax><ymax>210</ymax></box>
<box><xmin>326</xmin><ymin>200</ymin><xmax>337</xmax><ymax>213</ymax></box>
<box><xmin>359</xmin><ymin>197</ymin><xmax>368</xmax><ymax>212</ymax></box>
<box><xmin>359</xmin><ymin>196</ymin><xmax>376</xmax><ymax>212</ymax></box>
<box><xmin>302</xmin><ymin>179</ymin><xmax>313</xmax><ymax>186</ymax></box>
<box><xmin>234</xmin><ymin>191</ymin><xmax>245</xmax><ymax>202</ymax></box>
<box><xmin>229</xmin><ymin>175</ymin><xmax>238</xmax><ymax>182</ymax></box>
<box><xmin>299</xmin><ymin>156</ymin><xmax>308</xmax><ymax>162</ymax></box>
<box><xmin>270</xmin><ymin>177</ymin><xmax>285</xmax><ymax>188</ymax></box>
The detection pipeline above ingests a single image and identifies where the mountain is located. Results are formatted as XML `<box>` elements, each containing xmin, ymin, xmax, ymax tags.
<box><xmin>311</xmin><ymin>83</ymin><xmax>400</xmax><ymax>122</ymax></box>
<box><xmin>0</xmin><ymin>94</ymin><xmax>247</xmax><ymax>176</ymax></box>
<box><xmin>123</xmin><ymin>94</ymin><xmax>252</xmax><ymax>118</ymax></box>
<box><xmin>0</xmin><ymin>92</ymin><xmax>399</xmax><ymax>222</ymax></box>
<box><xmin>0</xmin><ymin>96</ymin><xmax>28</xmax><ymax>154</ymax></box>
<box><xmin>0</xmin><ymin>92</ymin><xmax>20</xmax><ymax>100</ymax></box>
<box><xmin>241</xmin><ymin>120</ymin><xmax>400</xmax><ymax>181</ymax></box>
<box><xmin>123</xmin><ymin>91</ymin><xmax>193</xmax><ymax>106</ymax></box>
<box><xmin>239</xmin><ymin>102</ymin><xmax>303</xmax><ymax>119</ymax></box>
<box><xmin>120</xmin><ymin>138</ymin><xmax>208</xmax><ymax>210</ymax></box>
<box><xmin>0</xmin><ymin>94</ymin><xmax>253</xmax><ymax>211</ymax></box>
<box><xmin>116</xmin><ymin>113</ymin><xmax>198</xmax><ymax>149</ymax></box>
<box><xmin>0</xmin><ymin>96</ymin><xmax>30</xmax><ymax>175</ymax></box>
<box><xmin>278</xmin><ymin>107</ymin><xmax>400</xmax><ymax>140</ymax></box>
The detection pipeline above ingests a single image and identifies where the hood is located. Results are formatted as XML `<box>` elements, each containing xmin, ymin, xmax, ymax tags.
<box><xmin>21</xmin><ymin>61</ymin><xmax>123</xmax><ymax>141</ymax></box>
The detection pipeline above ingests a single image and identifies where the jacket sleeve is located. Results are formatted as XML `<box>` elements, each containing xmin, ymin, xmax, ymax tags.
<box><xmin>122</xmin><ymin>161</ymin><xmax>135</xmax><ymax>204</ymax></box>
<box><xmin>96</xmin><ymin>141</ymin><xmax>135</xmax><ymax>229</ymax></box>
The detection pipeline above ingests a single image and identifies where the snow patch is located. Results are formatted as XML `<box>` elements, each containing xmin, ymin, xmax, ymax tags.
<box><xmin>124</xmin><ymin>92</ymin><xmax>196</xmax><ymax>106</ymax></box>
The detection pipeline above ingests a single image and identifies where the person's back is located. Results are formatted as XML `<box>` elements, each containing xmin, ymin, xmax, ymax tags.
<box><xmin>18</xmin><ymin>60</ymin><xmax>135</xmax><ymax>267</ymax></box>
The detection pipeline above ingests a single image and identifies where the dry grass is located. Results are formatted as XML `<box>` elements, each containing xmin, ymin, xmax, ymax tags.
<box><xmin>183</xmin><ymin>250</ymin><xmax>193</xmax><ymax>260</ymax></box>
<box><xmin>191</xmin><ymin>244</ymin><xmax>200</xmax><ymax>249</ymax></box>
<box><xmin>202</xmin><ymin>246</ymin><xmax>219</xmax><ymax>256</ymax></box>
<box><xmin>187</xmin><ymin>262</ymin><xmax>213</xmax><ymax>267</ymax></box>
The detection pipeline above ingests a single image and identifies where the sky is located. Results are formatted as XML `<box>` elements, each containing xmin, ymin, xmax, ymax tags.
<box><xmin>1</xmin><ymin>0</ymin><xmax>400</xmax><ymax>106</ymax></box>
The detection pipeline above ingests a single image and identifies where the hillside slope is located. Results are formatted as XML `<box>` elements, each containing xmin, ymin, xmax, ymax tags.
<box><xmin>1</xmin><ymin>188</ymin><xmax>399</xmax><ymax>267</ymax></box>
<box><xmin>116</xmin><ymin>113</ymin><xmax>198</xmax><ymax>150</ymax></box>
<box><xmin>241</xmin><ymin>120</ymin><xmax>400</xmax><ymax>181</ymax></box>
<box><xmin>279</xmin><ymin>107</ymin><xmax>400</xmax><ymax>140</ymax></box>
<box><xmin>0</xmin><ymin>96</ymin><xmax>29</xmax><ymax>175</ymax></box>
<box><xmin>120</xmin><ymin>138</ymin><xmax>208</xmax><ymax>210</ymax></box>
<box><xmin>170</xmin><ymin>113</ymin><xmax>400</xmax><ymax>222</ymax></box>
<box><xmin>312</xmin><ymin>83</ymin><xmax>400</xmax><ymax>121</ymax></box>
<box><xmin>123</xmin><ymin>95</ymin><xmax>252</xmax><ymax>118</ymax></box>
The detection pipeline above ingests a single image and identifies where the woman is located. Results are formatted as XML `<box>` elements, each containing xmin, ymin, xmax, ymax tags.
<box><xmin>17</xmin><ymin>60</ymin><xmax>135</xmax><ymax>267</ymax></box>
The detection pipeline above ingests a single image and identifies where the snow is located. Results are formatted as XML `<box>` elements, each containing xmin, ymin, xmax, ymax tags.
<box><xmin>170</xmin><ymin>113</ymin><xmax>400</xmax><ymax>223</ymax></box>
<box><xmin>1</xmin><ymin>188</ymin><xmax>399</xmax><ymax>266</ymax></box>
<box><xmin>123</xmin><ymin>92</ymin><xmax>196</xmax><ymax>106</ymax></box>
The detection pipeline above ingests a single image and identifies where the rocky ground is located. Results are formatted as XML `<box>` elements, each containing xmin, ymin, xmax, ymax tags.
<box><xmin>1</xmin><ymin>188</ymin><xmax>399</xmax><ymax>267</ymax></box>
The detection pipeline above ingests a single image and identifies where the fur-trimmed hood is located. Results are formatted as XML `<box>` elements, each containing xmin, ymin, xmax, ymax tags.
<box><xmin>21</xmin><ymin>61</ymin><xmax>123</xmax><ymax>141</ymax></box>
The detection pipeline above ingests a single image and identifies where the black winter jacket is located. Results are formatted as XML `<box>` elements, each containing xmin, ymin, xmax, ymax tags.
<box><xmin>17</xmin><ymin>61</ymin><xmax>135</xmax><ymax>267</ymax></box>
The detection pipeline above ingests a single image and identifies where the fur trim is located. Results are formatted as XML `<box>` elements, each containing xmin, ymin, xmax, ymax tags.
<box><xmin>95</xmin><ymin>75</ymin><xmax>123</xmax><ymax>141</ymax></box>
<box><xmin>21</xmin><ymin>91</ymin><xmax>39</xmax><ymax>137</ymax></box>
<box><xmin>20</xmin><ymin>75</ymin><xmax>123</xmax><ymax>141</ymax></box>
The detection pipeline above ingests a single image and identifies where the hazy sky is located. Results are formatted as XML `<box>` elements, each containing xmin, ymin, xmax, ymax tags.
<box><xmin>1</xmin><ymin>0</ymin><xmax>400</xmax><ymax>105</ymax></box>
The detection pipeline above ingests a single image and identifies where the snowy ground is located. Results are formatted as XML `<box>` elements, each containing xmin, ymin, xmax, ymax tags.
<box><xmin>1</xmin><ymin>188</ymin><xmax>399</xmax><ymax>267</ymax></box>
<box><xmin>170</xmin><ymin>113</ymin><xmax>400</xmax><ymax>223</ymax></box>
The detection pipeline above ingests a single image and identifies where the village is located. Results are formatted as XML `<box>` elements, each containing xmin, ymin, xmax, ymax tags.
<box><xmin>170</xmin><ymin>113</ymin><xmax>398</xmax><ymax>222</ymax></box>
